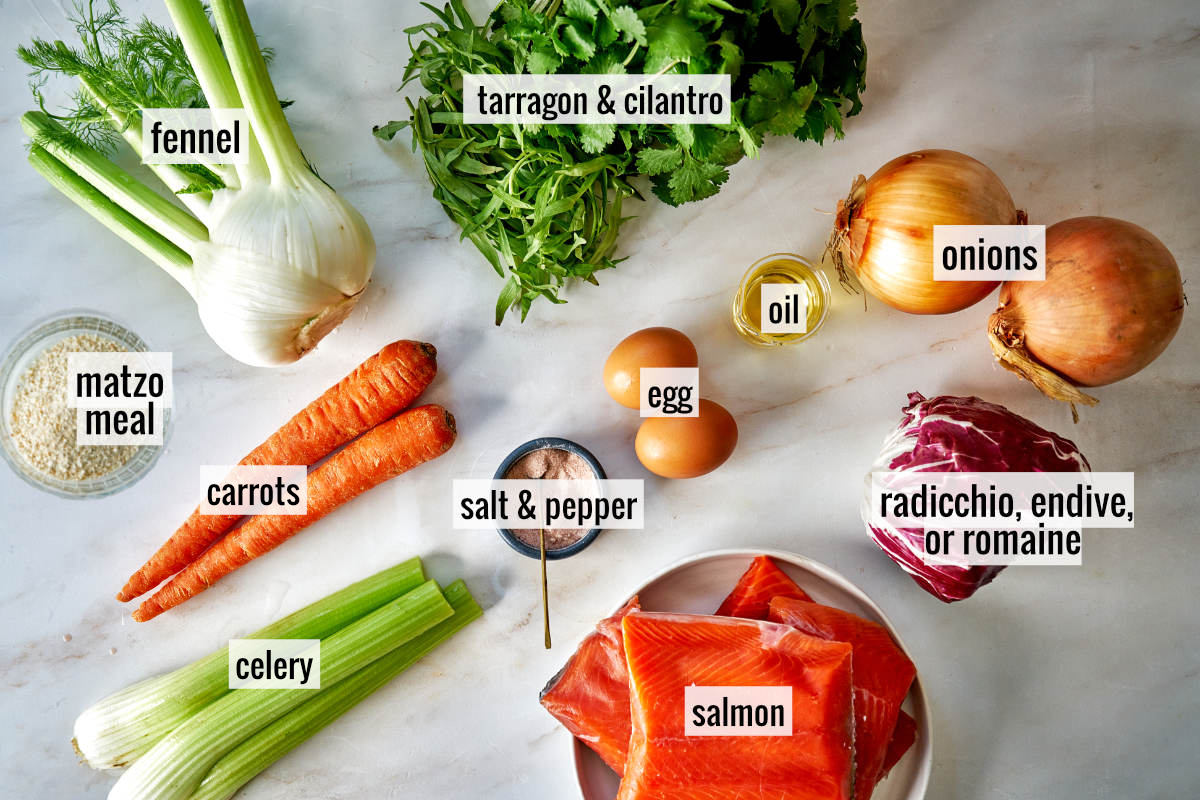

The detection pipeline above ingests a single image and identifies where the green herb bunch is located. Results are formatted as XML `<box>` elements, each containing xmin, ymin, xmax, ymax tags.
<box><xmin>377</xmin><ymin>0</ymin><xmax>867</xmax><ymax>323</ymax></box>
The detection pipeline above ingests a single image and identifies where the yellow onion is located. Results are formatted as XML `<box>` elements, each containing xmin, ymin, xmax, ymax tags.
<box><xmin>989</xmin><ymin>216</ymin><xmax>1184</xmax><ymax>417</ymax></box>
<box><xmin>827</xmin><ymin>149</ymin><xmax>1023</xmax><ymax>314</ymax></box>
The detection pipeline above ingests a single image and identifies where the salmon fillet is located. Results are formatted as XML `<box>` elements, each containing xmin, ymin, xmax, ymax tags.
<box><xmin>881</xmin><ymin>710</ymin><xmax>918</xmax><ymax>777</ymax></box>
<box><xmin>715</xmin><ymin>555</ymin><xmax>813</xmax><ymax>618</ymax></box>
<box><xmin>539</xmin><ymin>597</ymin><xmax>640</xmax><ymax>775</ymax></box>
<box><xmin>769</xmin><ymin>597</ymin><xmax>917</xmax><ymax>800</ymax></box>
<box><xmin>541</xmin><ymin>556</ymin><xmax>813</xmax><ymax>774</ymax></box>
<box><xmin>617</xmin><ymin>612</ymin><xmax>855</xmax><ymax>800</ymax></box>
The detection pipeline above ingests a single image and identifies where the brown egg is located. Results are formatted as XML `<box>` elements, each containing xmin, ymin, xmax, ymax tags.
<box><xmin>603</xmin><ymin>327</ymin><xmax>698</xmax><ymax>409</ymax></box>
<box><xmin>635</xmin><ymin>399</ymin><xmax>738</xmax><ymax>479</ymax></box>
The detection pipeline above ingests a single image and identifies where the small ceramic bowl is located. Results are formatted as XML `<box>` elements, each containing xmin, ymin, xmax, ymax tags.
<box><xmin>0</xmin><ymin>310</ymin><xmax>171</xmax><ymax>498</ymax></box>
<box><xmin>494</xmin><ymin>437</ymin><xmax>607</xmax><ymax>560</ymax></box>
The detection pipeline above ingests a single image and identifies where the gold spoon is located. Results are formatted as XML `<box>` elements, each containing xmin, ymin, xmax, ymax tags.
<box><xmin>540</xmin><ymin>528</ymin><xmax>551</xmax><ymax>649</ymax></box>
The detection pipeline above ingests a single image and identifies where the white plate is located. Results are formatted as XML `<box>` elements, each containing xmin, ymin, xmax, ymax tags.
<box><xmin>571</xmin><ymin>548</ymin><xmax>932</xmax><ymax>800</ymax></box>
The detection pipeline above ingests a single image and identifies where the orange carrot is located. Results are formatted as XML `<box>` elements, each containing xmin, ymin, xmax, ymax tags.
<box><xmin>117</xmin><ymin>340</ymin><xmax>438</xmax><ymax>602</ymax></box>
<box><xmin>133</xmin><ymin>405</ymin><xmax>457</xmax><ymax>622</ymax></box>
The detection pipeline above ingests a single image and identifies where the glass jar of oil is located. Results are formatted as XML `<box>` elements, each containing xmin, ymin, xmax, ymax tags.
<box><xmin>731</xmin><ymin>253</ymin><xmax>832</xmax><ymax>346</ymax></box>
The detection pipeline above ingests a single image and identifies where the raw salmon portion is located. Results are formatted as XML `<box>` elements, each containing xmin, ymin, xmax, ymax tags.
<box><xmin>769</xmin><ymin>597</ymin><xmax>917</xmax><ymax>800</ymax></box>
<box><xmin>881</xmin><ymin>710</ymin><xmax>918</xmax><ymax>777</ymax></box>
<box><xmin>719</xmin><ymin>558</ymin><xmax>917</xmax><ymax>781</ymax></box>
<box><xmin>715</xmin><ymin>555</ymin><xmax>813</xmax><ymax>618</ymax></box>
<box><xmin>617</xmin><ymin>612</ymin><xmax>855</xmax><ymax>800</ymax></box>
<box><xmin>539</xmin><ymin>597</ymin><xmax>639</xmax><ymax>774</ymax></box>
<box><xmin>542</xmin><ymin>556</ymin><xmax>812</xmax><ymax>775</ymax></box>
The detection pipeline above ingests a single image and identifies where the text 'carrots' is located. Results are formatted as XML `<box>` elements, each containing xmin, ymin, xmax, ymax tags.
<box><xmin>117</xmin><ymin>340</ymin><xmax>437</xmax><ymax>602</ymax></box>
<box><xmin>133</xmin><ymin>405</ymin><xmax>457</xmax><ymax>622</ymax></box>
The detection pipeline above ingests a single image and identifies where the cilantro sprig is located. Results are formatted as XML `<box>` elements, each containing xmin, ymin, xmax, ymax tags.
<box><xmin>376</xmin><ymin>0</ymin><xmax>867</xmax><ymax>323</ymax></box>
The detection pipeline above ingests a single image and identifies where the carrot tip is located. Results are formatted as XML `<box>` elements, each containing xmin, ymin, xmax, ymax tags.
<box><xmin>421</xmin><ymin>342</ymin><xmax>437</xmax><ymax>359</ymax></box>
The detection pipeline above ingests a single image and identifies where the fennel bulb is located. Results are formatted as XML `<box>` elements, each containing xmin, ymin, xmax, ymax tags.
<box><xmin>192</xmin><ymin>172</ymin><xmax>375</xmax><ymax>366</ymax></box>
<box><xmin>19</xmin><ymin>0</ymin><xmax>374</xmax><ymax>367</ymax></box>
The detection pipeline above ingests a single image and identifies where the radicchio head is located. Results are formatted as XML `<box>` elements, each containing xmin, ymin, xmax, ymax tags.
<box><xmin>862</xmin><ymin>392</ymin><xmax>1090</xmax><ymax>601</ymax></box>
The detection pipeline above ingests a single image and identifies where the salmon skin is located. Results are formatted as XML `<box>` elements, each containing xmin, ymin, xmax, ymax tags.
<box><xmin>617</xmin><ymin>612</ymin><xmax>855</xmax><ymax>800</ymax></box>
<box><xmin>770</xmin><ymin>597</ymin><xmax>917</xmax><ymax>800</ymax></box>
<box><xmin>715</xmin><ymin>555</ymin><xmax>813</xmax><ymax>618</ymax></box>
<box><xmin>539</xmin><ymin>597</ymin><xmax>639</xmax><ymax>775</ymax></box>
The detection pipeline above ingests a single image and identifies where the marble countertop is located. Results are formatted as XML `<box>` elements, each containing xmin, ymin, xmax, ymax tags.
<box><xmin>1</xmin><ymin>0</ymin><xmax>1197</xmax><ymax>797</ymax></box>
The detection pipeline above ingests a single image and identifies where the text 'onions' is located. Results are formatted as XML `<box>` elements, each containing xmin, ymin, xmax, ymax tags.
<box><xmin>989</xmin><ymin>216</ymin><xmax>1184</xmax><ymax>417</ymax></box>
<box><xmin>827</xmin><ymin>149</ymin><xmax>1022</xmax><ymax>315</ymax></box>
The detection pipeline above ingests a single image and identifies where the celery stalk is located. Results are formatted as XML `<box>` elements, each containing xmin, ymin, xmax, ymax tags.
<box><xmin>191</xmin><ymin>580</ymin><xmax>482</xmax><ymax>800</ymax></box>
<box><xmin>73</xmin><ymin>558</ymin><xmax>425</xmax><ymax>769</ymax></box>
<box><xmin>108</xmin><ymin>580</ymin><xmax>453</xmax><ymax>800</ymax></box>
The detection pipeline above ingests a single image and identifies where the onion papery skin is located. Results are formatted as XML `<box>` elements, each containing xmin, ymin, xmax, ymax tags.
<box><xmin>832</xmin><ymin>149</ymin><xmax>1021</xmax><ymax>314</ymax></box>
<box><xmin>991</xmin><ymin>216</ymin><xmax>1184</xmax><ymax>390</ymax></box>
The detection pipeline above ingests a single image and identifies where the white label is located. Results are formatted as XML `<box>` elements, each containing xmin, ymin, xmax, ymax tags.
<box><xmin>142</xmin><ymin>108</ymin><xmax>250</xmax><ymax>165</ymax></box>
<box><xmin>920</xmin><ymin>529</ymin><xmax>1084</xmax><ymax>566</ymax></box>
<box><xmin>759</xmin><ymin>283</ymin><xmax>808</xmax><ymax>334</ymax></box>
<box><xmin>453</xmin><ymin>479</ymin><xmax>644</xmax><ymax>529</ymax></box>
<box><xmin>199</xmin><ymin>465</ymin><xmax>308</xmax><ymax>514</ymax></box>
<box><xmin>640</xmin><ymin>367</ymin><xmax>699</xmax><ymax>417</ymax></box>
<box><xmin>463</xmin><ymin>74</ymin><xmax>731</xmax><ymax>124</ymax></box>
<box><xmin>868</xmin><ymin>471</ymin><xmax>1135</xmax><ymax>566</ymax></box>
<box><xmin>68</xmin><ymin>352</ymin><xmax>172</xmax><ymax>446</ymax></box>
<box><xmin>933</xmin><ymin>225</ymin><xmax>1046</xmax><ymax>280</ymax></box>
<box><xmin>68</xmin><ymin>352</ymin><xmax>173</xmax><ymax>409</ymax></box>
<box><xmin>684</xmin><ymin>686</ymin><xmax>792</xmax><ymax>736</ymax></box>
<box><xmin>228</xmin><ymin>639</ymin><xmax>320</xmax><ymax>689</ymax></box>
<box><xmin>869</xmin><ymin>472</ymin><xmax>1135</xmax><ymax>528</ymax></box>
<box><xmin>73</xmin><ymin>407</ymin><xmax>164</xmax><ymax>446</ymax></box>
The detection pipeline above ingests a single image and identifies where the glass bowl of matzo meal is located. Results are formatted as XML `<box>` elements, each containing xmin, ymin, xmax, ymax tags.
<box><xmin>0</xmin><ymin>310</ymin><xmax>171</xmax><ymax>498</ymax></box>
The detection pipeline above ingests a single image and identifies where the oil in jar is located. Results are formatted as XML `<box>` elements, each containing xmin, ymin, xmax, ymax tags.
<box><xmin>732</xmin><ymin>254</ymin><xmax>831</xmax><ymax>346</ymax></box>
